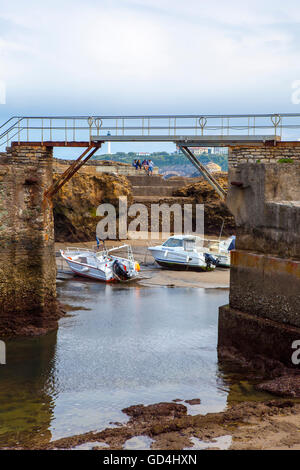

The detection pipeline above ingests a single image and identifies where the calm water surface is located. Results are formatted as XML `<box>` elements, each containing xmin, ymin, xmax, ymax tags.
<box><xmin>0</xmin><ymin>279</ymin><xmax>270</xmax><ymax>447</ymax></box>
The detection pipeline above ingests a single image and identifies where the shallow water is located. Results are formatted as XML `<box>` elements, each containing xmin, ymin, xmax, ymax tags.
<box><xmin>0</xmin><ymin>279</ymin><xmax>271</xmax><ymax>447</ymax></box>
<box><xmin>124</xmin><ymin>435</ymin><xmax>154</xmax><ymax>450</ymax></box>
<box><xmin>184</xmin><ymin>435</ymin><xmax>232</xmax><ymax>450</ymax></box>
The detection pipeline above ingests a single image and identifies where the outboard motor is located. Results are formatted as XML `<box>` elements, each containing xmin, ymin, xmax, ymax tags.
<box><xmin>204</xmin><ymin>253</ymin><xmax>217</xmax><ymax>269</ymax></box>
<box><xmin>112</xmin><ymin>259</ymin><xmax>131</xmax><ymax>281</ymax></box>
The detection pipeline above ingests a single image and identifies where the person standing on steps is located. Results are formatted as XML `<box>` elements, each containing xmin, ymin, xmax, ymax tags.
<box><xmin>148</xmin><ymin>159</ymin><xmax>154</xmax><ymax>176</ymax></box>
<box><xmin>142</xmin><ymin>159</ymin><xmax>149</xmax><ymax>174</ymax></box>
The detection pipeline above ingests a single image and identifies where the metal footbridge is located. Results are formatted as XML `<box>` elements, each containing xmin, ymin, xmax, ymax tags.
<box><xmin>1</xmin><ymin>113</ymin><xmax>300</xmax><ymax>200</ymax></box>
<box><xmin>1</xmin><ymin>113</ymin><xmax>297</xmax><ymax>148</ymax></box>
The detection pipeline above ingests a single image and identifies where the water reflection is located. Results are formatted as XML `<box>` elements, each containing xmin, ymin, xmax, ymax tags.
<box><xmin>0</xmin><ymin>280</ymin><xmax>266</xmax><ymax>448</ymax></box>
<box><xmin>0</xmin><ymin>331</ymin><xmax>57</xmax><ymax>447</ymax></box>
<box><xmin>51</xmin><ymin>282</ymin><xmax>228</xmax><ymax>439</ymax></box>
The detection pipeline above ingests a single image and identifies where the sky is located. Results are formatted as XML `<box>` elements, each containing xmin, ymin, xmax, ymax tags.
<box><xmin>1</xmin><ymin>0</ymin><xmax>300</xmax><ymax>154</ymax></box>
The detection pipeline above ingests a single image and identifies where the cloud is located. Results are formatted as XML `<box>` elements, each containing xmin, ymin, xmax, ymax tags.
<box><xmin>0</xmin><ymin>0</ymin><xmax>300</xmax><ymax>115</ymax></box>
<box><xmin>0</xmin><ymin>80</ymin><xmax>5</xmax><ymax>104</ymax></box>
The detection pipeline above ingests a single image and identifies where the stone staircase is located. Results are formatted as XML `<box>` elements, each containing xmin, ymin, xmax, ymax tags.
<box><xmin>127</xmin><ymin>174</ymin><xmax>200</xmax><ymax>202</ymax></box>
<box><xmin>126</xmin><ymin>174</ymin><xmax>203</xmax><ymax>236</ymax></box>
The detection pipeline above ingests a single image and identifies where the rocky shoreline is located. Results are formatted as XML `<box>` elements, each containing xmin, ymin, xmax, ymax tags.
<box><xmin>4</xmin><ymin>399</ymin><xmax>300</xmax><ymax>450</ymax></box>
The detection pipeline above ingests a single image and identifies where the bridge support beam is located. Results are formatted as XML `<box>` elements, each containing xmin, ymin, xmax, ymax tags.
<box><xmin>0</xmin><ymin>145</ymin><xmax>59</xmax><ymax>336</ymax></box>
<box><xmin>179</xmin><ymin>146</ymin><xmax>226</xmax><ymax>199</ymax></box>
<box><xmin>219</xmin><ymin>155</ymin><xmax>300</xmax><ymax>370</ymax></box>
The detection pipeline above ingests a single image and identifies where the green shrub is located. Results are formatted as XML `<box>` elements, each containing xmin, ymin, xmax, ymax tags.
<box><xmin>278</xmin><ymin>158</ymin><xmax>294</xmax><ymax>163</ymax></box>
<box><xmin>89</xmin><ymin>207</ymin><xmax>97</xmax><ymax>217</ymax></box>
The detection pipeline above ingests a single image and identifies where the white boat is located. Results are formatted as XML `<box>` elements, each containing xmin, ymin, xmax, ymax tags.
<box><xmin>60</xmin><ymin>244</ymin><xmax>140</xmax><ymax>282</ymax></box>
<box><xmin>148</xmin><ymin>235</ymin><xmax>235</xmax><ymax>270</ymax></box>
<box><xmin>148</xmin><ymin>235</ymin><xmax>216</xmax><ymax>271</ymax></box>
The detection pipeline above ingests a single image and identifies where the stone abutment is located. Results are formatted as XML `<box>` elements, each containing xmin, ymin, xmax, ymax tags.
<box><xmin>0</xmin><ymin>145</ymin><xmax>58</xmax><ymax>336</ymax></box>
<box><xmin>219</xmin><ymin>144</ymin><xmax>300</xmax><ymax>370</ymax></box>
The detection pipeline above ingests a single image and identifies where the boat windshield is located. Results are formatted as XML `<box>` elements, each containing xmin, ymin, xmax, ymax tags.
<box><xmin>162</xmin><ymin>238</ymin><xmax>184</xmax><ymax>248</ymax></box>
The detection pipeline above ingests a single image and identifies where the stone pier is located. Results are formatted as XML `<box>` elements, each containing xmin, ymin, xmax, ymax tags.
<box><xmin>218</xmin><ymin>157</ymin><xmax>300</xmax><ymax>369</ymax></box>
<box><xmin>0</xmin><ymin>145</ymin><xmax>58</xmax><ymax>336</ymax></box>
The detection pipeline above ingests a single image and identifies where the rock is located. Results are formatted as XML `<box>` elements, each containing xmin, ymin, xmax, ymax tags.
<box><xmin>255</xmin><ymin>375</ymin><xmax>300</xmax><ymax>398</ymax></box>
<box><xmin>185</xmin><ymin>398</ymin><xmax>201</xmax><ymax>405</ymax></box>
<box><xmin>174</xmin><ymin>173</ymin><xmax>235</xmax><ymax>235</ymax></box>
<box><xmin>122</xmin><ymin>402</ymin><xmax>187</xmax><ymax>420</ymax></box>
<box><xmin>53</xmin><ymin>172</ymin><xmax>133</xmax><ymax>242</ymax></box>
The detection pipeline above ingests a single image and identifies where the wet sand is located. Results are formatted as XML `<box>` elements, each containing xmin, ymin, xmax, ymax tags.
<box><xmin>139</xmin><ymin>266</ymin><xmax>229</xmax><ymax>289</ymax></box>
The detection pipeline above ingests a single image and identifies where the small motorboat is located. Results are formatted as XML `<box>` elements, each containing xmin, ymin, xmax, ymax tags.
<box><xmin>148</xmin><ymin>235</ymin><xmax>216</xmax><ymax>271</ymax></box>
<box><xmin>60</xmin><ymin>243</ymin><xmax>140</xmax><ymax>282</ymax></box>
<box><xmin>148</xmin><ymin>235</ymin><xmax>235</xmax><ymax>270</ymax></box>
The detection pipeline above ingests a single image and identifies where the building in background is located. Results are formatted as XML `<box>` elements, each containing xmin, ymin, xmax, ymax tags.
<box><xmin>205</xmin><ymin>162</ymin><xmax>222</xmax><ymax>173</ymax></box>
<box><xmin>175</xmin><ymin>146</ymin><xmax>228</xmax><ymax>156</ymax></box>
<box><xmin>136</xmin><ymin>152</ymin><xmax>151</xmax><ymax>157</ymax></box>
<box><xmin>212</xmin><ymin>147</ymin><xmax>228</xmax><ymax>155</ymax></box>
<box><xmin>192</xmin><ymin>147</ymin><xmax>209</xmax><ymax>155</ymax></box>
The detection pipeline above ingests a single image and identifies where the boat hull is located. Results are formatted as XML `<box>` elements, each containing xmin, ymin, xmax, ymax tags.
<box><xmin>65</xmin><ymin>258</ymin><xmax>114</xmax><ymax>282</ymax></box>
<box><xmin>61</xmin><ymin>249</ymin><xmax>139</xmax><ymax>283</ymax></box>
<box><xmin>148</xmin><ymin>246</ymin><xmax>214</xmax><ymax>271</ymax></box>
<box><xmin>214</xmin><ymin>253</ymin><xmax>231</xmax><ymax>268</ymax></box>
<box><xmin>155</xmin><ymin>259</ymin><xmax>214</xmax><ymax>271</ymax></box>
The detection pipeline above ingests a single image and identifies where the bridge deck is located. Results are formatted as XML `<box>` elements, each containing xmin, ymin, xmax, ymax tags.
<box><xmin>92</xmin><ymin>135</ymin><xmax>279</xmax><ymax>146</ymax></box>
<box><xmin>9</xmin><ymin>135</ymin><xmax>280</xmax><ymax>148</ymax></box>
<box><xmin>10</xmin><ymin>141</ymin><xmax>102</xmax><ymax>147</ymax></box>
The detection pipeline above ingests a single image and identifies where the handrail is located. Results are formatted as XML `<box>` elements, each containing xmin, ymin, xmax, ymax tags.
<box><xmin>4</xmin><ymin>112</ymin><xmax>300</xmax><ymax>119</ymax></box>
<box><xmin>0</xmin><ymin>117</ymin><xmax>19</xmax><ymax>130</ymax></box>
<box><xmin>0</xmin><ymin>118</ymin><xmax>24</xmax><ymax>137</ymax></box>
<box><xmin>0</xmin><ymin>113</ymin><xmax>300</xmax><ymax>149</ymax></box>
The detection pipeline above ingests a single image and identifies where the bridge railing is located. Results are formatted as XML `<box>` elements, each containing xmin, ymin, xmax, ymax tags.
<box><xmin>1</xmin><ymin>113</ymin><xmax>300</xmax><ymax>148</ymax></box>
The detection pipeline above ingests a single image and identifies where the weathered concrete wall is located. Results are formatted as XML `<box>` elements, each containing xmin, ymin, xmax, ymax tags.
<box><xmin>219</xmin><ymin>305</ymin><xmax>300</xmax><ymax>370</ymax></box>
<box><xmin>0</xmin><ymin>145</ymin><xmax>58</xmax><ymax>336</ymax></box>
<box><xmin>230</xmin><ymin>251</ymin><xmax>300</xmax><ymax>328</ymax></box>
<box><xmin>219</xmin><ymin>158</ymin><xmax>300</xmax><ymax>369</ymax></box>
<box><xmin>227</xmin><ymin>163</ymin><xmax>300</xmax><ymax>258</ymax></box>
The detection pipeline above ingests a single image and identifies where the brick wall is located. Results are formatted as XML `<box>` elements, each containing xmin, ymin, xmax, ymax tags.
<box><xmin>228</xmin><ymin>142</ymin><xmax>300</xmax><ymax>167</ymax></box>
